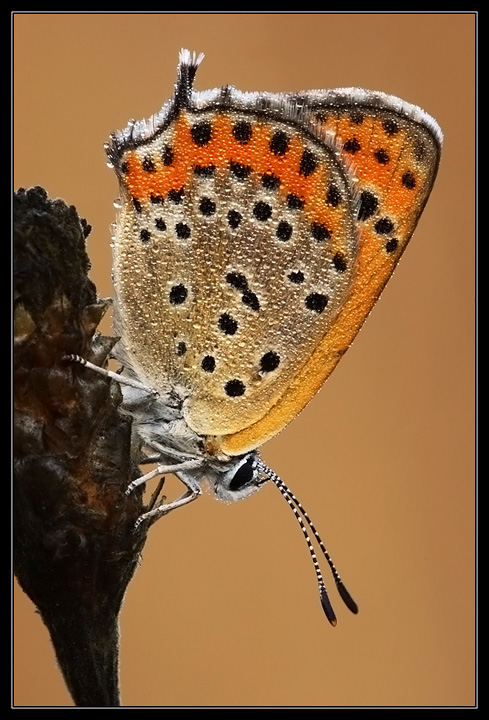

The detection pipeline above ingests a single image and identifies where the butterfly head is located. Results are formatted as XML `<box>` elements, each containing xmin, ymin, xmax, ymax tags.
<box><xmin>211</xmin><ymin>452</ymin><xmax>266</xmax><ymax>502</ymax></box>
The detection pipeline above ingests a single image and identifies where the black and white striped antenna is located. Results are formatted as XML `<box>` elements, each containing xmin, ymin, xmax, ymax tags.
<box><xmin>257</xmin><ymin>460</ymin><xmax>358</xmax><ymax>625</ymax></box>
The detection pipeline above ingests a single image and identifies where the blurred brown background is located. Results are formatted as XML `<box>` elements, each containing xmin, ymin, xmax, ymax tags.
<box><xmin>13</xmin><ymin>13</ymin><xmax>475</xmax><ymax>708</ymax></box>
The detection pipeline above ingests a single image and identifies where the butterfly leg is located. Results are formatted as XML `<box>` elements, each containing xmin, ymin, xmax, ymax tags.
<box><xmin>63</xmin><ymin>354</ymin><xmax>159</xmax><ymax>397</ymax></box>
<box><xmin>135</xmin><ymin>469</ymin><xmax>202</xmax><ymax>528</ymax></box>
<box><xmin>126</xmin><ymin>459</ymin><xmax>202</xmax><ymax>495</ymax></box>
<box><xmin>139</xmin><ymin>444</ymin><xmax>198</xmax><ymax>466</ymax></box>
<box><xmin>144</xmin><ymin>440</ymin><xmax>199</xmax><ymax>462</ymax></box>
<box><xmin>139</xmin><ymin>454</ymin><xmax>164</xmax><ymax>465</ymax></box>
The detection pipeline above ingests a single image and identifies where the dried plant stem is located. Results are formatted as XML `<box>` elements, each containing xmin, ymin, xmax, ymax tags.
<box><xmin>13</xmin><ymin>186</ymin><xmax>151</xmax><ymax>707</ymax></box>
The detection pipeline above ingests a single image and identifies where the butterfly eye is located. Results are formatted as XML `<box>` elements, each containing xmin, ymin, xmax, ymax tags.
<box><xmin>229</xmin><ymin>457</ymin><xmax>255</xmax><ymax>491</ymax></box>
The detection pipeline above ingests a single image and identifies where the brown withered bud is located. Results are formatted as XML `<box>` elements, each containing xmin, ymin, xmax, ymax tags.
<box><xmin>13</xmin><ymin>187</ymin><xmax>159</xmax><ymax>707</ymax></box>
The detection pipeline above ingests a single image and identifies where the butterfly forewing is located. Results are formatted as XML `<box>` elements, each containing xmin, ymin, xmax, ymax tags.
<box><xmin>112</xmin><ymin>106</ymin><xmax>358</xmax><ymax>437</ymax></box>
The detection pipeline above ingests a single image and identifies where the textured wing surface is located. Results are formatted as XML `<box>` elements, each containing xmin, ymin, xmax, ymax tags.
<box><xmin>111</xmin><ymin>95</ymin><xmax>358</xmax><ymax>438</ymax></box>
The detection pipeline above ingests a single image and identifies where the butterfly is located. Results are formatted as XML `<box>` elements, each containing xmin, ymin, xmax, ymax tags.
<box><xmin>68</xmin><ymin>49</ymin><xmax>441</xmax><ymax>625</ymax></box>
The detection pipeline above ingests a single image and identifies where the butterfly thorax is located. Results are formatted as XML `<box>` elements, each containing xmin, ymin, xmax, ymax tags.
<box><xmin>117</xmin><ymin>371</ymin><xmax>210</xmax><ymax>459</ymax></box>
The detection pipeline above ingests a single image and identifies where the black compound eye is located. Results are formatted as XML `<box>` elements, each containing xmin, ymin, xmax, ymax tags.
<box><xmin>229</xmin><ymin>458</ymin><xmax>255</xmax><ymax>491</ymax></box>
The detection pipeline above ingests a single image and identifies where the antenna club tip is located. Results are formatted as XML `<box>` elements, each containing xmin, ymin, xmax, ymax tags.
<box><xmin>337</xmin><ymin>582</ymin><xmax>359</xmax><ymax>615</ymax></box>
<box><xmin>319</xmin><ymin>586</ymin><xmax>337</xmax><ymax>626</ymax></box>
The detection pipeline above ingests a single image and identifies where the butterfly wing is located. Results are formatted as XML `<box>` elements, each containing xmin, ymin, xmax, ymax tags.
<box><xmin>221</xmin><ymin>88</ymin><xmax>442</xmax><ymax>454</ymax></box>
<box><xmin>108</xmin><ymin>52</ymin><xmax>441</xmax><ymax>456</ymax></box>
<box><xmin>108</xmin><ymin>56</ymin><xmax>360</xmax><ymax>442</ymax></box>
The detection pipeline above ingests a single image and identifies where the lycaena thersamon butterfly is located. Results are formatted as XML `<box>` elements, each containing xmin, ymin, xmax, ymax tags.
<box><xmin>67</xmin><ymin>49</ymin><xmax>442</xmax><ymax>625</ymax></box>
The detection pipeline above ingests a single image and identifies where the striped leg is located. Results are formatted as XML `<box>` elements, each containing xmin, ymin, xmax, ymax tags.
<box><xmin>64</xmin><ymin>354</ymin><xmax>159</xmax><ymax>397</ymax></box>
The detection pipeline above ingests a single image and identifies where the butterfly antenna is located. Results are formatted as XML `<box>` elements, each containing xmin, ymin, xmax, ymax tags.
<box><xmin>280</xmin><ymin>481</ymin><xmax>358</xmax><ymax>615</ymax></box>
<box><xmin>258</xmin><ymin>461</ymin><xmax>358</xmax><ymax>619</ymax></box>
<box><xmin>257</xmin><ymin>463</ymin><xmax>336</xmax><ymax>624</ymax></box>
